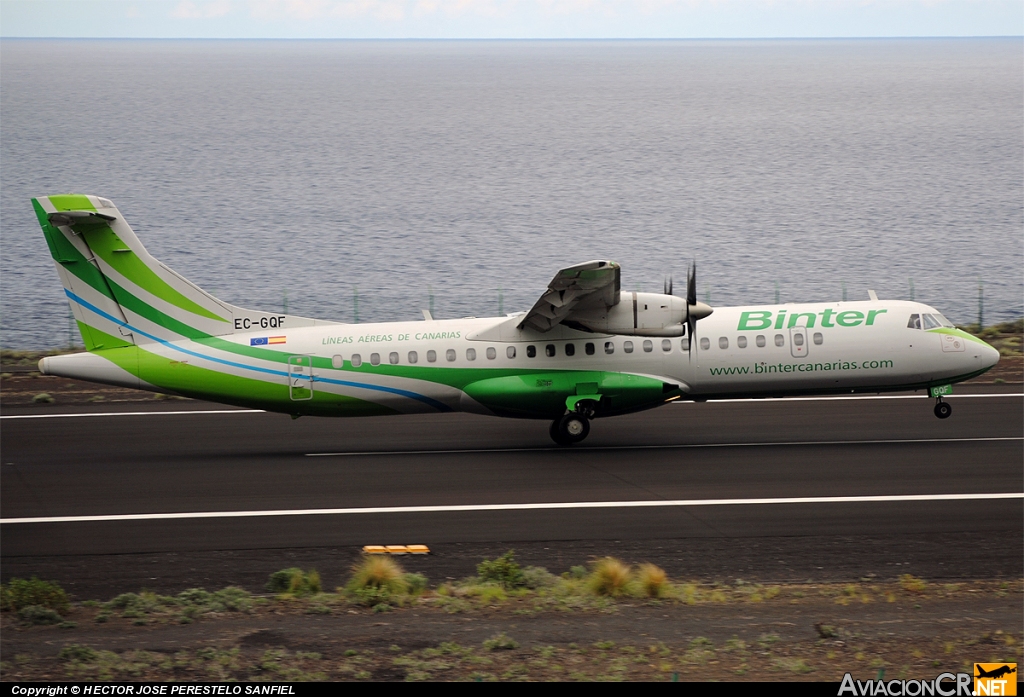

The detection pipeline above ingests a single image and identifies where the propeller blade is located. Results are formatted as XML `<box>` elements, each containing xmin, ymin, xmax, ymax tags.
<box><xmin>686</xmin><ymin>263</ymin><xmax>697</xmax><ymax>307</ymax></box>
<box><xmin>687</xmin><ymin>262</ymin><xmax>697</xmax><ymax>361</ymax></box>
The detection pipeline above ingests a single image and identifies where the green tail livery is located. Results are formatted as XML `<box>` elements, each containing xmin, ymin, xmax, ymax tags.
<box><xmin>34</xmin><ymin>195</ymin><xmax>1000</xmax><ymax>443</ymax></box>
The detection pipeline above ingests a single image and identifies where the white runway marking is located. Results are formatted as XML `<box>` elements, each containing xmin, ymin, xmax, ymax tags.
<box><xmin>675</xmin><ymin>393</ymin><xmax>1024</xmax><ymax>404</ymax></box>
<box><xmin>1</xmin><ymin>392</ymin><xmax>1019</xmax><ymax>419</ymax></box>
<box><xmin>0</xmin><ymin>409</ymin><xmax>264</xmax><ymax>420</ymax></box>
<box><xmin>3</xmin><ymin>492</ymin><xmax>1020</xmax><ymax>525</ymax></box>
<box><xmin>306</xmin><ymin>436</ymin><xmax>1023</xmax><ymax>457</ymax></box>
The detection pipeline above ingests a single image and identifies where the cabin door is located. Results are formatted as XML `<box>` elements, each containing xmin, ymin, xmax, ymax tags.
<box><xmin>288</xmin><ymin>355</ymin><xmax>314</xmax><ymax>401</ymax></box>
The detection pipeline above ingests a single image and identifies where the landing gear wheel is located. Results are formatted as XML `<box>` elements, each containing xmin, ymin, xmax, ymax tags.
<box><xmin>934</xmin><ymin>400</ymin><xmax>952</xmax><ymax>419</ymax></box>
<box><xmin>556</xmin><ymin>412</ymin><xmax>590</xmax><ymax>445</ymax></box>
<box><xmin>549</xmin><ymin>419</ymin><xmax>571</xmax><ymax>446</ymax></box>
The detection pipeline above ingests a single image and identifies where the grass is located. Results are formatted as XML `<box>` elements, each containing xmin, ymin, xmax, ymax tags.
<box><xmin>635</xmin><ymin>563</ymin><xmax>669</xmax><ymax>598</ymax></box>
<box><xmin>266</xmin><ymin>568</ymin><xmax>322</xmax><ymax>596</ymax></box>
<box><xmin>1</xmin><ymin>599</ymin><xmax>1018</xmax><ymax>683</ymax></box>
<box><xmin>899</xmin><ymin>574</ymin><xmax>927</xmax><ymax>594</ymax></box>
<box><xmin>587</xmin><ymin>558</ymin><xmax>633</xmax><ymax>597</ymax></box>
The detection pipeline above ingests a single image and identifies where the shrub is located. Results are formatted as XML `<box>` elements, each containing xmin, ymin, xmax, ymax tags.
<box><xmin>520</xmin><ymin>566</ymin><xmax>557</xmax><ymax>590</ymax></box>
<box><xmin>477</xmin><ymin>550</ymin><xmax>525</xmax><ymax>589</ymax></box>
<box><xmin>587</xmin><ymin>558</ymin><xmax>632</xmax><ymax>597</ymax></box>
<box><xmin>403</xmin><ymin>573</ymin><xmax>428</xmax><ymax>595</ymax></box>
<box><xmin>346</xmin><ymin>556</ymin><xmax>410</xmax><ymax>607</ymax></box>
<box><xmin>18</xmin><ymin>605</ymin><xmax>63</xmax><ymax>625</ymax></box>
<box><xmin>266</xmin><ymin>568</ymin><xmax>321</xmax><ymax>596</ymax></box>
<box><xmin>32</xmin><ymin>393</ymin><xmax>55</xmax><ymax>404</ymax></box>
<box><xmin>482</xmin><ymin>632</ymin><xmax>519</xmax><ymax>651</ymax></box>
<box><xmin>60</xmin><ymin>645</ymin><xmax>98</xmax><ymax>662</ymax></box>
<box><xmin>899</xmin><ymin>574</ymin><xmax>927</xmax><ymax>594</ymax></box>
<box><xmin>1</xmin><ymin>577</ymin><xmax>70</xmax><ymax>614</ymax></box>
<box><xmin>635</xmin><ymin>563</ymin><xmax>669</xmax><ymax>598</ymax></box>
<box><xmin>351</xmin><ymin>587</ymin><xmax>392</xmax><ymax>608</ymax></box>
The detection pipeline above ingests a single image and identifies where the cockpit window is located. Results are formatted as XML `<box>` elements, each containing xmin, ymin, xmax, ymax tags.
<box><xmin>922</xmin><ymin>314</ymin><xmax>941</xmax><ymax>330</ymax></box>
<box><xmin>933</xmin><ymin>313</ymin><xmax>954</xmax><ymax>328</ymax></box>
<box><xmin>907</xmin><ymin>314</ymin><xmax>921</xmax><ymax>330</ymax></box>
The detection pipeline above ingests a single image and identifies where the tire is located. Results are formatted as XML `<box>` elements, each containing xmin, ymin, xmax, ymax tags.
<box><xmin>934</xmin><ymin>401</ymin><xmax>952</xmax><ymax>419</ymax></box>
<box><xmin>558</xmin><ymin>413</ymin><xmax>591</xmax><ymax>444</ymax></box>
<box><xmin>549</xmin><ymin>419</ymin><xmax>571</xmax><ymax>446</ymax></box>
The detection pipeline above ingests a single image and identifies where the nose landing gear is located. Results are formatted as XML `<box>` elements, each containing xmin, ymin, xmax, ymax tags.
<box><xmin>934</xmin><ymin>397</ymin><xmax>952</xmax><ymax>419</ymax></box>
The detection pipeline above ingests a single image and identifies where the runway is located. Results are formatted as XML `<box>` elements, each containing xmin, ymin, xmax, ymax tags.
<box><xmin>2</xmin><ymin>387</ymin><xmax>1020</xmax><ymax>567</ymax></box>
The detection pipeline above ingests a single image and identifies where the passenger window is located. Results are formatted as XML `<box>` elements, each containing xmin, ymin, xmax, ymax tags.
<box><xmin>332</xmin><ymin>354</ymin><xmax>343</xmax><ymax>369</ymax></box>
<box><xmin>527</xmin><ymin>345</ymin><xmax>536</xmax><ymax>358</ymax></box>
<box><xmin>719</xmin><ymin>337</ymin><xmax>728</xmax><ymax>349</ymax></box>
<box><xmin>623</xmin><ymin>341</ymin><xmax>634</xmax><ymax>353</ymax></box>
<box><xmin>486</xmin><ymin>347</ymin><xmax>496</xmax><ymax>360</ymax></box>
<box><xmin>643</xmin><ymin>340</ymin><xmax>653</xmax><ymax>353</ymax></box>
<box><xmin>756</xmin><ymin>335</ymin><xmax>766</xmax><ymax>348</ymax></box>
<box><xmin>408</xmin><ymin>351</ymin><xmax>418</xmax><ymax>364</ymax></box>
<box><xmin>907</xmin><ymin>314</ymin><xmax>921</xmax><ymax>330</ymax></box>
<box><xmin>351</xmin><ymin>354</ymin><xmax>362</xmax><ymax>367</ymax></box>
<box><xmin>681</xmin><ymin>337</ymin><xmax>689</xmax><ymax>351</ymax></box>
<box><xmin>662</xmin><ymin>339</ymin><xmax>672</xmax><ymax>352</ymax></box>
<box><xmin>793</xmin><ymin>333</ymin><xmax>804</xmax><ymax>347</ymax></box>
<box><xmin>813</xmin><ymin>333</ymin><xmax>823</xmax><ymax>345</ymax></box>
<box><xmin>585</xmin><ymin>343</ymin><xmax>595</xmax><ymax>355</ymax></box>
<box><xmin>389</xmin><ymin>352</ymin><xmax>399</xmax><ymax>364</ymax></box>
<box><xmin>565</xmin><ymin>343</ymin><xmax>575</xmax><ymax>356</ymax></box>
<box><xmin>545</xmin><ymin>344</ymin><xmax>555</xmax><ymax>357</ymax></box>
<box><xmin>922</xmin><ymin>314</ymin><xmax>941</xmax><ymax>330</ymax></box>
<box><xmin>605</xmin><ymin>341</ymin><xmax>615</xmax><ymax>354</ymax></box>
<box><xmin>427</xmin><ymin>350</ymin><xmax>437</xmax><ymax>363</ymax></box>
<box><xmin>466</xmin><ymin>348</ymin><xmax>477</xmax><ymax>361</ymax></box>
<box><xmin>737</xmin><ymin>336</ymin><xmax>747</xmax><ymax>349</ymax></box>
<box><xmin>506</xmin><ymin>346</ymin><xmax>516</xmax><ymax>359</ymax></box>
<box><xmin>446</xmin><ymin>349</ymin><xmax>456</xmax><ymax>362</ymax></box>
<box><xmin>700</xmin><ymin>337</ymin><xmax>710</xmax><ymax>350</ymax></box>
<box><xmin>370</xmin><ymin>353</ymin><xmax>381</xmax><ymax>366</ymax></box>
<box><xmin>774</xmin><ymin>334</ymin><xmax>785</xmax><ymax>347</ymax></box>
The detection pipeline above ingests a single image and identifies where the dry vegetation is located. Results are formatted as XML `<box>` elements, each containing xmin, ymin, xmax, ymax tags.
<box><xmin>2</xmin><ymin>555</ymin><xmax>1021</xmax><ymax>682</ymax></box>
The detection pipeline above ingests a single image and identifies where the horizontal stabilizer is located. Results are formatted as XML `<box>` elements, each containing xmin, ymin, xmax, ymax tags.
<box><xmin>48</xmin><ymin>210</ymin><xmax>116</xmax><ymax>225</ymax></box>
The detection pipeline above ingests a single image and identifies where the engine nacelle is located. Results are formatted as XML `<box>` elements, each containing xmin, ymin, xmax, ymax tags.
<box><xmin>572</xmin><ymin>292</ymin><xmax>688</xmax><ymax>337</ymax></box>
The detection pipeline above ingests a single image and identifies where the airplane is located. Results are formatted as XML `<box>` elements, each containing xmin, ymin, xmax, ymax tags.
<box><xmin>975</xmin><ymin>665</ymin><xmax>1017</xmax><ymax>680</ymax></box>
<box><xmin>32</xmin><ymin>194</ymin><xmax>1000</xmax><ymax>445</ymax></box>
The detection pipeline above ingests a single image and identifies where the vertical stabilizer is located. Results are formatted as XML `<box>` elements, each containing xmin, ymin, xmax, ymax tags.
<box><xmin>33</xmin><ymin>195</ymin><xmax>323</xmax><ymax>348</ymax></box>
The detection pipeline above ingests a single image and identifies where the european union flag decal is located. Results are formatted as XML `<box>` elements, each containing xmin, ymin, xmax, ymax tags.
<box><xmin>250</xmin><ymin>337</ymin><xmax>269</xmax><ymax>346</ymax></box>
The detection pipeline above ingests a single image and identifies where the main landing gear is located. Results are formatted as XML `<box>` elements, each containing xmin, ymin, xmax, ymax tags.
<box><xmin>550</xmin><ymin>399</ymin><xmax>597</xmax><ymax>446</ymax></box>
<box><xmin>934</xmin><ymin>396</ymin><xmax>952</xmax><ymax>419</ymax></box>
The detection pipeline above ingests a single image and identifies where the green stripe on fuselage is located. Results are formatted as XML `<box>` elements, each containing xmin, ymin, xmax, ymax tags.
<box><xmin>99</xmin><ymin>343</ymin><xmax>398</xmax><ymax>416</ymax></box>
<box><xmin>927</xmin><ymin>327</ymin><xmax>990</xmax><ymax>347</ymax></box>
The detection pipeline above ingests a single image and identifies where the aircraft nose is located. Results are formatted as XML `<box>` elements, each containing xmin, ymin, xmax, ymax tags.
<box><xmin>983</xmin><ymin>343</ymin><xmax>1000</xmax><ymax>370</ymax></box>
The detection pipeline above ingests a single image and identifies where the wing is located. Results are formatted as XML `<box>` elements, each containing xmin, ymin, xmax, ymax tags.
<box><xmin>518</xmin><ymin>260</ymin><xmax>621</xmax><ymax>332</ymax></box>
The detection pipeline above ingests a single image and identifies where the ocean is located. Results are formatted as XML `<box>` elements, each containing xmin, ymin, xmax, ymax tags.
<box><xmin>1</xmin><ymin>38</ymin><xmax>1021</xmax><ymax>349</ymax></box>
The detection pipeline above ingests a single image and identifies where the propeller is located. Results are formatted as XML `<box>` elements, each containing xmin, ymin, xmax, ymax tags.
<box><xmin>667</xmin><ymin>263</ymin><xmax>712</xmax><ymax>360</ymax></box>
<box><xmin>686</xmin><ymin>263</ymin><xmax>697</xmax><ymax>359</ymax></box>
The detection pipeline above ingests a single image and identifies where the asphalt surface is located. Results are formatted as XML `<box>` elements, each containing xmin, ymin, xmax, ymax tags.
<box><xmin>1</xmin><ymin>388</ymin><xmax>1022</xmax><ymax>594</ymax></box>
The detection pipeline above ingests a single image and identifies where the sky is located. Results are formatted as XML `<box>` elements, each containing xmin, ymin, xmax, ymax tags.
<box><xmin>1</xmin><ymin>0</ymin><xmax>1021</xmax><ymax>39</ymax></box>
